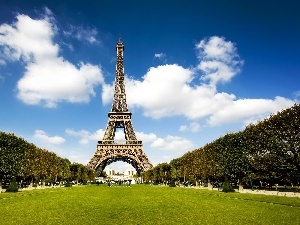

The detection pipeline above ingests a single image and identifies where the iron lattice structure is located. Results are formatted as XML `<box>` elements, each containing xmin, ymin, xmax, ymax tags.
<box><xmin>88</xmin><ymin>40</ymin><xmax>153</xmax><ymax>174</ymax></box>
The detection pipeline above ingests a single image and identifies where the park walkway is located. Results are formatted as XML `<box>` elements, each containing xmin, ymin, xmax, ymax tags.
<box><xmin>192</xmin><ymin>185</ymin><xmax>300</xmax><ymax>198</ymax></box>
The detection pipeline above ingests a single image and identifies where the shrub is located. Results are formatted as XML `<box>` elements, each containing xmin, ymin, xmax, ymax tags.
<box><xmin>222</xmin><ymin>177</ymin><xmax>235</xmax><ymax>193</ymax></box>
<box><xmin>6</xmin><ymin>178</ymin><xmax>19</xmax><ymax>192</ymax></box>
<box><xmin>169</xmin><ymin>180</ymin><xmax>176</xmax><ymax>187</ymax></box>
<box><xmin>65</xmin><ymin>181</ymin><xmax>72</xmax><ymax>187</ymax></box>
<box><xmin>222</xmin><ymin>185</ymin><xmax>235</xmax><ymax>193</ymax></box>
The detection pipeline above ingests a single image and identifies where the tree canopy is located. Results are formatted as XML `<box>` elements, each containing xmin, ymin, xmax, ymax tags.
<box><xmin>0</xmin><ymin>132</ymin><xmax>95</xmax><ymax>185</ymax></box>
<box><xmin>141</xmin><ymin>104</ymin><xmax>300</xmax><ymax>187</ymax></box>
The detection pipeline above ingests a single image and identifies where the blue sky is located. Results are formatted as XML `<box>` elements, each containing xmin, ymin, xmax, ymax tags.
<box><xmin>0</xmin><ymin>0</ymin><xmax>299</xmax><ymax>172</ymax></box>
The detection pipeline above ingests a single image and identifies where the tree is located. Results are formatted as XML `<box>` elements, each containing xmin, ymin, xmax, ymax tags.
<box><xmin>19</xmin><ymin>143</ymin><xmax>38</xmax><ymax>183</ymax></box>
<box><xmin>153</xmin><ymin>166</ymin><xmax>161</xmax><ymax>184</ymax></box>
<box><xmin>199</xmin><ymin>142</ymin><xmax>217</xmax><ymax>185</ymax></box>
<box><xmin>244</xmin><ymin>104</ymin><xmax>300</xmax><ymax>186</ymax></box>
<box><xmin>142</xmin><ymin>169</ymin><xmax>153</xmax><ymax>183</ymax></box>
<box><xmin>0</xmin><ymin>132</ymin><xmax>26</xmax><ymax>185</ymax></box>
<box><xmin>169</xmin><ymin>158</ymin><xmax>181</xmax><ymax>184</ymax></box>
<box><xmin>213</xmin><ymin>132</ymin><xmax>248</xmax><ymax>185</ymax></box>
<box><xmin>87</xmin><ymin>168</ymin><xmax>96</xmax><ymax>182</ymax></box>
<box><xmin>59</xmin><ymin>158</ymin><xmax>71</xmax><ymax>182</ymax></box>
<box><xmin>70</xmin><ymin>163</ymin><xmax>82</xmax><ymax>184</ymax></box>
<box><xmin>266</xmin><ymin>104</ymin><xmax>300</xmax><ymax>185</ymax></box>
<box><xmin>159</xmin><ymin>163</ymin><xmax>171</xmax><ymax>185</ymax></box>
<box><xmin>80</xmin><ymin>165</ymin><xmax>88</xmax><ymax>184</ymax></box>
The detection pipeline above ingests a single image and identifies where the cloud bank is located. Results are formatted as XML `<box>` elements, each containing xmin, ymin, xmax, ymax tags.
<box><xmin>34</xmin><ymin>129</ymin><xmax>65</xmax><ymax>145</ymax></box>
<box><xmin>0</xmin><ymin>10</ymin><xmax>295</xmax><ymax>127</ymax></box>
<box><xmin>66</xmin><ymin>128</ymin><xmax>190</xmax><ymax>152</ymax></box>
<box><xmin>103</xmin><ymin>36</ymin><xmax>294</xmax><ymax>126</ymax></box>
<box><xmin>0</xmin><ymin>9</ymin><xmax>103</xmax><ymax>108</ymax></box>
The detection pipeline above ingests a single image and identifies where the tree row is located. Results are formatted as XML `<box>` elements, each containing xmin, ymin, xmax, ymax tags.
<box><xmin>141</xmin><ymin>104</ymin><xmax>300</xmax><ymax>189</ymax></box>
<box><xmin>0</xmin><ymin>132</ymin><xmax>95</xmax><ymax>187</ymax></box>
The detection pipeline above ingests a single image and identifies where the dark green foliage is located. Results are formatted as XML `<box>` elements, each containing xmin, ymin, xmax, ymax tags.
<box><xmin>141</xmin><ymin>104</ymin><xmax>300</xmax><ymax>187</ymax></box>
<box><xmin>222</xmin><ymin>185</ymin><xmax>235</xmax><ymax>193</ymax></box>
<box><xmin>0</xmin><ymin>131</ymin><xmax>95</xmax><ymax>186</ymax></box>
<box><xmin>64</xmin><ymin>181</ymin><xmax>72</xmax><ymax>187</ymax></box>
<box><xmin>222</xmin><ymin>176</ymin><xmax>235</xmax><ymax>193</ymax></box>
<box><xmin>6</xmin><ymin>177</ymin><xmax>18</xmax><ymax>192</ymax></box>
<box><xmin>0</xmin><ymin>132</ymin><xmax>27</xmax><ymax>180</ymax></box>
<box><xmin>69</xmin><ymin>163</ymin><xmax>93</xmax><ymax>184</ymax></box>
<box><xmin>244</xmin><ymin>104</ymin><xmax>300</xmax><ymax>186</ymax></box>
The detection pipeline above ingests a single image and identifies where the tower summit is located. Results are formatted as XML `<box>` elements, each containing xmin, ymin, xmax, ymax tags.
<box><xmin>111</xmin><ymin>39</ymin><xmax>128</xmax><ymax>112</ymax></box>
<box><xmin>88</xmin><ymin>40</ymin><xmax>153</xmax><ymax>174</ymax></box>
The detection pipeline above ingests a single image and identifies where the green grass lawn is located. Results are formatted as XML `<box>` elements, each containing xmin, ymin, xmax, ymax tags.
<box><xmin>0</xmin><ymin>185</ymin><xmax>299</xmax><ymax>224</ymax></box>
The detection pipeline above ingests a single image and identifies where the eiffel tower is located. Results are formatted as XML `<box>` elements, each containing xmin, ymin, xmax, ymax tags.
<box><xmin>88</xmin><ymin>39</ymin><xmax>153</xmax><ymax>174</ymax></box>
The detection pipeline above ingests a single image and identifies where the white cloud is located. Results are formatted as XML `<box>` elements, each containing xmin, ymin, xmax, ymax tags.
<box><xmin>0</xmin><ymin>14</ymin><xmax>59</xmax><ymax>62</ymax></box>
<box><xmin>102</xmin><ymin>83</ymin><xmax>114</xmax><ymax>105</ymax></box>
<box><xmin>179</xmin><ymin>122</ymin><xmax>201</xmax><ymax>132</ymax></box>
<box><xmin>66</xmin><ymin>128</ymin><xmax>129</xmax><ymax>144</ymax></box>
<box><xmin>136</xmin><ymin>131</ymin><xmax>157</xmax><ymax>143</ymax></box>
<box><xmin>17</xmin><ymin>60</ymin><xmax>103</xmax><ymax>107</ymax></box>
<box><xmin>122</xmin><ymin>65</ymin><xmax>237</xmax><ymax>120</ymax></box>
<box><xmin>66</xmin><ymin>128</ymin><xmax>104</xmax><ymax>144</ymax></box>
<box><xmin>33</xmin><ymin>129</ymin><xmax>65</xmax><ymax>145</ymax></box>
<box><xmin>0</xmin><ymin>11</ymin><xmax>103</xmax><ymax>107</ymax></box>
<box><xmin>66</xmin><ymin>128</ymin><xmax>159</xmax><ymax>145</ymax></box>
<box><xmin>65</xmin><ymin>126</ymin><xmax>191</xmax><ymax>154</ymax></box>
<box><xmin>63</xmin><ymin>25</ymin><xmax>99</xmax><ymax>44</ymax></box>
<box><xmin>124</xmin><ymin>64</ymin><xmax>197</xmax><ymax>118</ymax></box>
<box><xmin>207</xmin><ymin>96</ymin><xmax>295</xmax><ymax>126</ymax></box>
<box><xmin>196</xmin><ymin>36</ymin><xmax>243</xmax><ymax>85</ymax></box>
<box><xmin>150</xmin><ymin>135</ymin><xmax>194</xmax><ymax>151</ymax></box>
<box><xmin>154</xmin><ymin>53</ymin><xmax>166</xmax><ymax>60</ymax></box>
<box><xmin>179</xmin><ymin>125</ymin><xmax>188</xmax><ymax>132</ymax></box>
<box><xmin>102</xmin><ymin>36</ymin><xmax>295</xmax><ymax>127</ymax></box>
<box><xmin>197</xmin><ymin>36</ymin><xmax>236</xmax><ymax>63</ymax></box>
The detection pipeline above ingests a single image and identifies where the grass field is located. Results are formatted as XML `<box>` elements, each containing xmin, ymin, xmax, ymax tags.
<box><xmin>0</xmin><ymin>185</ymin><xmax>299</xmax><ymax>224</ymax></box>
